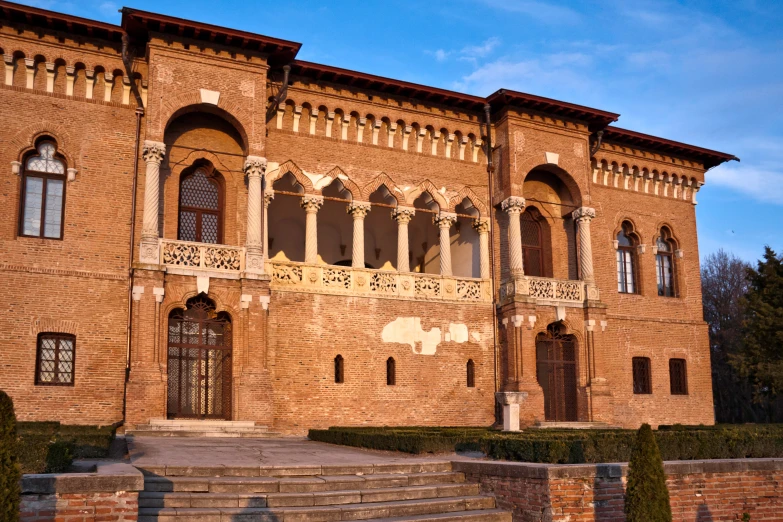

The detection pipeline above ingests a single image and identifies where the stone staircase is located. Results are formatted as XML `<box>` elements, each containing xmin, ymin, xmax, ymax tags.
<box><xmin>127</xmin><ymin>419</ymin><xmax>281</xmax><ymax>438</ymax></box>
<box><xmin>135</xmin><ymin>461</ymin><xmax>510</xmax><ymax>522</ymax></box>
<box><xmin>532</xmin><ymin>421</ymin><xmax>617</xmax><ymax>429</ymax></box>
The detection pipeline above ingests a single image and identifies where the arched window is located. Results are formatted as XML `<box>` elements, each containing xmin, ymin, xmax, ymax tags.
<box><xmin>178</xmin><ymin>167</ymin><xmax>223</xmax><ymax>244</ymax></box>
<box><xmin>466</xmin><ymin>359</ymin><xmax>475</xmax><ymax>388</ymax></box>
<box><xmin>656</xmin><ymin>227</ymin><xmax>676</xmax><ymax>297</ymax></box>
<box><xmin>19</xmin><ymin>141</ymin><xmax>66</xmax><ymax>239</ymax></box>
<box><xmin>386</xmin><ymin>357</ymin><xmax>396</xmax><ymax>386</ymax></box>
<box><xmin>334</xmin><ymin>355</ymin><xmax>344</xmax><ymax>383</ymax></box>
<box><xmin>616</xmin><ymin>222</ymin><xmax>637</xmax><ymax>294</ymax></box>
<box><xmin>520</xmin><ymin>208</ymin><xmax>544</xmax><ymax>277</ymax></box>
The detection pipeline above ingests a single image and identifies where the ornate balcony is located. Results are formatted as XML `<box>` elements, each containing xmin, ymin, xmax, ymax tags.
<box><xmin>500</xmin><ymin>276</ymin><xmax>596</xmax><ymax>306</ymax></box>
<box><xmin>269</xmin><ymin>261</ymin><xmax>491</xmax><ymax>303</ymax></box>
<box><xmin>158</xmin><ymin>239</ymin><xmax>245</xmax><ymax>275</ymax></box>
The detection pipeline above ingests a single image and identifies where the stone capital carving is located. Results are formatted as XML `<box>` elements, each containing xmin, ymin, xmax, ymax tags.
<box><xmin>24</xmin><ymin>58</ymin><xmax>34</xmax><ymax>68</ymax></box>
<box><xmin>142</xmin><ymin>140</ymin><xmax>166</xmax><ymax>164</ymax></box>
<box><xmin>347</xmin><ymin>201</ymin><xmax>371</xmax><ymax>219</ymax></box>
<box><xmin>572</xmin><ymin>206</ymin><xmax>596</xmax><ymax>221</ymax></box>
<box><xmin>301</xmin><ymin>195</ymin><xmax>324</xmax><ymax>213</ymax></box>
<box><xmin>85</xmin><ymin>69</ymin><xmax>95</xmax><ymax>79</ymax></box>
<box><xmin>3</xmin><ymin>54</ymin><xmax>13</xmax><ymax>65</ymax></box>
<box><xmin>392</xmin><ymin>207</ymin><xmax>416</xmax><ymax>224</ymax></box>
<box><xmin>11</xmin><ymin>161</ymin><xmax>21</xmax><ymax>175</ymax></box>
<box><xmin>66</xmin><ymin>65</ymin><xmax>75</xmax><ymax>75</ymax></box>
<box><xmin>501</xmin><ymin>196</ymin><xmax>525</xmax><ymax>213</ymax></box>
<box><xmin>473</xmin><ymin>219</ymin><xmax>490</xmax><ymax>234</ymax></box>
<box><xmin>67</xmin><ymin>168</ymin><xmax>78</xmax><ymax>182</ymax></box>
<box><xmin>264</xmin><ymin>190</ymin><xmax>275</xmax><ymax>206</ymax></box>
<box><xmin>433</xmin><ymin>212</ymin><xmax>457</xmax><ymax>229</ymax></box>
<box><xmin>243</xmin><ymin>155</ymin><xmax>267</xmax><ymax>178</ymax></box>
<box><xmin>45</xmin><ymin>62</ymin><xmax>55</xmax><ymax>72</ymax></box>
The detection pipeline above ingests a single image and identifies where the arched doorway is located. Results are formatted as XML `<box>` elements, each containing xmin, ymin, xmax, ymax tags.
<box><xmin>166</xmin><ymin>295</ymin><xmax>232</xmax><ymax>419</ymax></box>
<box><xmin>535</xmin><ymin>324</ymin><xmax>577</xmax><ymax>422</ymax></box>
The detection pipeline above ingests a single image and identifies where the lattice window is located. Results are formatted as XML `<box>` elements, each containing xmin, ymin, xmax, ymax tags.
<box><xmin>656</xmin><ymin>227</ymin><xmax>677</xmax><ymax>297</ymax></box>
<box><xmin>467</xmin><ymin>359</ymin><xmax>475</xmax><ymax>388</ymax></box>
<box><xmin>669</xmin><ymin>358</ymin><xmax>688</xmax><ymax>395</ymax></box>
<box><xmin>386</xmin><ymin>357</ymin><xmax>396</xmax><ymax>386</ymax></box>
<box><xmin>520</xmin><ymin>209</ymin><xmax>544</xmax><ymax>277</ymax></box>
<box><xmin>178</xmin><ymin>168</ymin><xmax>222</xmax><ymax>244</ymax></box>
<box><xmin>334</xmin><ymin>355</ymin><xmax>344</xmax><ymax>384</ymax></box>
<box><xmin>20</xmin><ymin>141</ymin><xmax>67</xmax><ymax>239</ymax></box>
<box><xmin>632</xmin><ymin>357</ymin><xmax>652</xmax><ymax>394</ymax></box>
<box><xmin>617</xmin><ymin>222</ymin><xmax>637</xmax><ymax>294</ymax></box>
<box><xmin>35</xmin><ymin>333</ymin><xmax>75</xmax><ymax>386</ymax></box>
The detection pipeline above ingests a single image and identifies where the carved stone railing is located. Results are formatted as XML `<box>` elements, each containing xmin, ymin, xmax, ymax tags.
<box><xmin>269</xmin><ymin>261</ymin><xmax>491</xmax><ymax>303</ymax></box>
<box><xmin>159</xmin><ymin>239</ymin><xmax>245</xmax><ymax>273</ymax></box>
<box><xmin>500</xmin><ymin>276</ymin><xmax>593</xmax><ymax>305</ymax></box>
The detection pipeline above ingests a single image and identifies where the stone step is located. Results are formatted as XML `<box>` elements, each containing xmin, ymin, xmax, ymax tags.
<box><xmin>133</xmin><ymin>425</ymin><xmax>271</xmax><ymax>432</ymax></box>
<box><xmin>138</xmin><ymin>495</ymin><xmax>496</xmax><ymax>521</ymax></box>
<box><xmin>531</xmin><ymin>421</ymin><xmax>618</xmax><ymax>430</ymax></box>
<box><xmin>139</xmin><ymin>484</ymin><xmax>481</xmax><ymax>508</ymax></box>
<box><xmin>147</xmin><ymin>419</ymin><xmax>261</xmax><ymax>428</ymax></box>
<box><xmin>128</xmin><ymin>430</ymin><xmax>283</xmax><ymax>438</ymax></box>
<box><xmin>143</xmin><ymin>472</ymin><xmax>466</xmax><ymax>493</ymax></box>
<box><xmin>137</xmin><ymin>462</ymin><xmax>454</xmax><ymax>478</ymax></box>
<box><xmin>373</xmin><ymin>509</ymin><xmax>511</xmax><ymax>522</ymax></box>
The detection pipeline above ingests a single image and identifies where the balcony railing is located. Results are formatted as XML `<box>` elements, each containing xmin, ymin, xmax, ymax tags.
<box><xmin>501</xmin><ymin>276</ymin><xmax>587</xmax><ymax>304</ymax></box>
<box><xmin>159</xmin><ymin>239</ymin><xmax>245</xmax><ymax>273</ymax></box>
<box><xmin>269</xmin><ymin>260</ymin><xmax>491</xmax><ymax>303</ymax></box>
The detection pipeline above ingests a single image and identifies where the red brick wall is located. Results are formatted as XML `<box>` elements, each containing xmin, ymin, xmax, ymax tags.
<box><xmin>20</xmin><ymin>492</ymin><xmax>139</xmax><ymax>522</ymax></box>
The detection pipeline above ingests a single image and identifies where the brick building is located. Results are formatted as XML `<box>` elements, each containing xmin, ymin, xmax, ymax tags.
<box><xmin>0</xmin><ymin>2</ymin><xmax>738</xmax><ymax>434</ymax></box>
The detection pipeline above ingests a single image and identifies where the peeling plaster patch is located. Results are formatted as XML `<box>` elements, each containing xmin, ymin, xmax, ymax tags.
<box><xmin>382</xmin><ymin>317</ymin><xmax>441</xmax><ymax>355</ymax></box>
<box><xmin>449</xmin><ymin>323</ymin><xmax>469</xmax><ymax>343</ymax></box>
<box><xmin>471</xmin><ymin>331</ymin><xmax>482</xmax><ymax>343</ymax></box>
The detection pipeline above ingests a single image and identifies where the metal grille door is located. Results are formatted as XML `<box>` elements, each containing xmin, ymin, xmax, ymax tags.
<box><xmin>536</xmin><ymin>329</ymin><xmax>578</xmax><ymax>422</ymax></box>
<box><xmin>167</xmin><ymin>296</ymin><xmax>232</xmax><ymax>419</ymax></box>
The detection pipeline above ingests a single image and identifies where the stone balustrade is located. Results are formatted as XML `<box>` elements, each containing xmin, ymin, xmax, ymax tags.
<box><xmin>159</xmin><ymin>239</ymin><xmax>245</xmax><ymax>273</ymax></box>
<box><xmin>269</xmin><ymin>260</ymin><xmax>491</xmax><ymax>303</ymax></box>
<box><xmin>500</xmin><ymin>275</ymin><xmax>588</xmax><ymax>305</ymax></box>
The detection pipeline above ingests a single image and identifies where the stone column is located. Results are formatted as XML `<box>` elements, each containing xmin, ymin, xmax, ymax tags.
<box><xmin>501</xmin><ymin>196</ymin><xmax>526</xmax><ymax>277</ymax></box>
<box><xmin>244</xmin><ymin>156</ymin><xmax>267</xmax><ymax>273</ymax></box>
<box><xmin>572</xmin><ymin>207</ymin><xmax>596</xmax><ymax>283</ymax></box>
<box><xmin>434</xmin><ymin>213</ymin><xmax>457</xmax><ymax>276</ymax></box>
<box><xmin>45</xmin><ymin>62</ymin><xmax>55</xmax><ymax>93</ymax></box>
<box><xmin>65</xmin><ymin>66</ymin><xmax>75</xmax><ymax>96</ymax></box>
<box><xmin>392</xmin><ymin>207</ymin><xmax>415</xmax><ymax>272</ymax></box>
<box><xmin>139</xmin><ymin>141</ymin><xmax>166</xmax><ymax>264</ymax></box>
<box><xmin>347</xmin><ymin>202</ymin><xmax>371</xmax><ymax>268</ymax></box>
<box><xmin>263</xmin><ymin>190</ymin><xmax>274</xmax><ymax>260</ymax></box>
<box><xmin>301</xmin><ymin>195</ymin><xmax>323</xmax><ymax>264</ymax></box>
<box><xmin>3</xmin><ymin>55</ymin><xmax>13</xmax><ymax>86</ymax></box>
<box><xmin>473</xmin><ymin>219</ymin><xmax>490</xmax><ymax>279</ymax></box>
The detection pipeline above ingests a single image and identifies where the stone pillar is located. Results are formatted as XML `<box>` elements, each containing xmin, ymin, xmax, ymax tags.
<box><xmin>473</xmin><ymin>219</ymin><xmax>490</xmax><ymax>279</ymax></box>
<box><xmin>325</xmin><ymin>111</ymin><xmax>335</xmax><ymax>137</ymax></box>
<box><xmin>402</xmin><ymin>126</ymin><xmax>412</xmax><ymax>151</ymax></box>
<box><xmin>292</xmin><ymin>105</ymin><xmax>302</xmax><ymax>132</ymax></box>
<box><xmin>85</xmin><ymin>69</ymin><xmax>95</xmax><ymax>99</ymax></box>
<box><xmin>244</xmin><ymin>156</ymin><xmax>267</xmax><ymax>273</ymax></box>
<box><xmin>572</xmin><ymin>207</ymin><xmax>596</xmax><ymax>283</ymax></box>
<box><xmin>434</xmin><ymin>212</ymin><xmax>457</xmax><ymax>276</ymax></box>
<box><xmin>65</xmin><ymin>66</ymin><xmax>75</xmax><ymax>96</ymax></box>
<box><xmin>24</xmin><ymin>58</ymin><xmax>34</xmax><ymax>89</ymax></box>
<box><xmin>501</xmin><ymin>196</ymin><xmax>526</xmax><ymax>277</ymax></box>
<box><xmin>3</xmin><ymin>55</ymin><xmax>13</xmax><ymax>86</ymax></box>
<box><xmin>45</xmin><ymin>62</ymin><xmax>55</xmax><ymax>93</ymax></box>
<box><xmin>139</xmin><ymin>141</ymin><xmax>166</xmax><ymax>264</ymax></box>
<box><xmin>392</xmin><ymin>207</ymin><xmax>415</xmax><ymax>272</ymax></box>
<box><xmin>301</xmin><ymin>195</ymin><xmax>323</xmax><ymax>264</ymax></box>
<box><xmin>347</xmin><ymin>202</ymin><xmax>371</xmax><ymax>268</ymax></box>
<box><xmin>103</xmin><ymin>72</ymin><xmax>114</xmax><ymax>102</ymax></box>
<box><xmin>122</xmin><ymin>77</ymin><xmax>131</xmax><ymax>105</ymax></box>
<box><xmin>264</xmin><ymin>190</ymin><xmax>274</xmax><ymax>260</ymax></box>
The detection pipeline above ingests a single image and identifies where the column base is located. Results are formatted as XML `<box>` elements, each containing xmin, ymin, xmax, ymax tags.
<box><xmin>245</xmin><ymin>251</ymin><xmax>265</xmax><ymax>274</ymax></box>
<box><xmin>495</xmin><ymin>392</ymin><xmax>528</xmax><ymax>432</ymax></box>
<box><xmin>139</xmin><ymin>238</ymin><xmax>159</xmax><ymax>264</ymax></box>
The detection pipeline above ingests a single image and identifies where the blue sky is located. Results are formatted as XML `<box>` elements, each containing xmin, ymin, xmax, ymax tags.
<box><xmin>22</xmin><ymin>0</ymin><xmax>783</xmax><ymax>263</ymax></box>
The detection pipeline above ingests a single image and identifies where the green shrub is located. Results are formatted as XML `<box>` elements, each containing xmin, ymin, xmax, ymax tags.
<box><xmin>0</xmin><ymin>390</ymin><xmax>21</xmax><ymax>522</ymax></box>
<box><xmin>625</xmin><ymin>424</ymin><xmax>672</xmax><ymax>522</ymax></box>
<box><xmin>15</xmin><ymin>422</ymin><xmax>116</xmax><ymax>474</ymax></box>
<box><xmin>44</xmin><ymin>440</ymin><xmax>74</xmax><ymax>474</ymax></box>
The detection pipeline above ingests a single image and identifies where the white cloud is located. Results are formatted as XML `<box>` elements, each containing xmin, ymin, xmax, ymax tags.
<box><xmin>708</xmin><ymin>163</ymin><xmax>783</xmax><ymax>205</ymax></box>
<box><xmin>460</xmin><ymin>37</ymin><xmax>500</xmax><ymax>59</ymax></box>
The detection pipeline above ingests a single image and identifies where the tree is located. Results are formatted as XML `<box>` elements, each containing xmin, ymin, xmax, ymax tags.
<box><xmin>701</xmin><ymin>249</ymin><xmax>756</xmax><ymax>422</ymax></box>
<box><xmin>0</xmin><ymin>390</ymin><xmax>21</xmax><ymax>522</ymax></box>
<box><xmin>734</xmin><ymin>247</ymin><xmax>783</xmax><ymax>409</ymax></box>
<box><xmin>624</xmin><ymin>424</ymin><xmax>672</xmax><ymax>522</ymax></box>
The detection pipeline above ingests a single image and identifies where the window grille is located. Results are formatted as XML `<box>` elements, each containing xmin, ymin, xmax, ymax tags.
<box><xmin>386</xmin><ymin>357</ymin><xmax>396</xmax><ymax>386</ymax></box>
<box><xmin>178</xmin><ymin>168</ymin><xmax>223</xmax><ymax>243</ymax></box>
<box><xmin>656</xmin><ymin>228</ymin><xmax>676</xmax><ymax>297</ymax></box>
<box><xmin>20</xmin><ymin>141</ymin><xmax>66</xmax><ymax>239</ymax></box>
<box><xmin>334</xmin><ymin>355</ymin><xmax>344</xmax><ymax>383</ymax></box>
<box><xmin>467</xmin><ymin>359</ymin><xmax>475</xmax><ymax>388</ymax></box>
<box><xmin>616</xmin><ymin>222</ymin><xmax>637</xmax><ymax>294</ymax></box>
<box><xmin>520</xmin><ymin>209</ymin><xmax>544</xmax><ymax>277</ymax></box>
<box><xmin>669</xmin><ymin>358</ymin><xmax>688</xmax><ymax>395</ymax></box>
<box><xmin>632</xmin><ymin>357</ymin><xmax>652</xmax><ymax>394</ymax></box>
<box><xmin>35</xmin><ymin>333</ymin><xmax>75</xmax><ymax>386</ymax></box>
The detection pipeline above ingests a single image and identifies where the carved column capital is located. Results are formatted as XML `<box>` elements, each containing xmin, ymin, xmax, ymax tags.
<box><xmin>572</xmin><ymin>206</ymin><xmax>596</xmax><ymax>222</ymax></box>
<box><xmin>392</xmin><ymin>207</ymin><xmax>416</xmax><ymax>224</ymax></box>
<box><xmin>473</xmin><ymin>218</ymin><xmax>490</xmax><ymax>234</ymax></box>
<box><xmin>264</xmin><ymin>190</ymin><xmax>275</xmax><ymax>207</ymax></box>
<box><xmin>142</xmin><ymin>140</ymin><xmax>166</xmax><ymax>164</ymax></box>
<box><xmin>433</xmin><ymin>212</ymin><xmax>457</xmax><ymax>229</ymax></box>
<box><xmin>501</xmin><ymin>196</ymin><xmax>525</xmax><ymax>214</ymax></box>
<box><xmin>347</xmin><ymin>201</ymin><xmax>371</xmax><ymax>219</ymax></box>
<box><xmin>301</xmin><ymin>195</ymin><xmax>324</xmax><ymax>213</ymax></box>
<box><xmin>243</xmin><ymin>155</ymin><xmax>267</xmax><ymax>178</ymax></box>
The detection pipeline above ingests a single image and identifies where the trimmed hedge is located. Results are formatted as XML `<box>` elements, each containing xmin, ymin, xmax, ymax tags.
<box><xmin>16</xmin><ymin>422</ymin><xmax>116</xmax><ymax>474</ymax></box>
<box><xmin>308</xmin><ymin>425</ymin><xmax>783</xmax><ymax>463</ymax></box>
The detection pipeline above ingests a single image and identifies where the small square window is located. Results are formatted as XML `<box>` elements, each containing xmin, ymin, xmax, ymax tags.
<box><xmin>36</xmin><ymin>333</ymin><xmax>75</xmax><ymax>386</ymax></box>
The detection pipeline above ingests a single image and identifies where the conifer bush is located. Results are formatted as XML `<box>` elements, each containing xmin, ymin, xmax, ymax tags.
<box><xmin>0</xmin><ymin>390</ymin><xmax>21</xmax><ymax>522</ymax></box>
<box><xmin>624</xmin><ymin>423</ymin><xmax>672</xmax><ymax>522</ymax></box>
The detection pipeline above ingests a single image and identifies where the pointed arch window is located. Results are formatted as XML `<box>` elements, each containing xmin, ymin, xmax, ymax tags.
<box><xmin>178</xmin><ymin>167</ymin><xmax>223</xmax><ymax>244</ymax></box>
<box><xmin>19</xmin><ymin>141</ymin><xmax>67</xmax><ymax>239</ymax></box>
<box><xmin>520</xmin><ymin>208</ymin><xmax>544</xmax><ymax>277</ymax></box>
<box><xmin>616</xmin><ymin>222</ymin><xmax>637</xmax><ymax>294</ymax></box>
<box><xmin>656</xmin><ymin>227</ymin><xmax>677</xmax><ymax>297</ymax></box>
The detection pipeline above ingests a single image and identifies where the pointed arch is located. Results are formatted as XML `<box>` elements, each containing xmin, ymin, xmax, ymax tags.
<box><xmin>10</xmin><ymin>123</ymin><xmax>76</xmax><ymax>167</ymax></box>
<box><xmin>406</xmin><ymin>179</ymin><xmax>449</xmax><ymax>209</ymax></box>
<box><xmin>267</xmin><ymin>160</ymin><xmax>315</xmax><ymax>193</ymax></box>
<box><xmin>449</xmin><ymin>187</ymin><xmax>488</xmax><ymax>215</ymax></box>
<box><xmin>324</xmin><ymin>166</ymin><xmax>361</xmax><ymax>199</ymax></box>
<box><xmin>362</xmin><ymin>173</ymin><xmax>403</xmax><ymax>205</ymax></box>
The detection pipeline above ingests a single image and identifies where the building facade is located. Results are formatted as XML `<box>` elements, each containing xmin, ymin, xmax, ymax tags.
<box><xmin>0</xmin><ymin>2</ymin><xmax>737</xmax><ymax>434</ymax></box>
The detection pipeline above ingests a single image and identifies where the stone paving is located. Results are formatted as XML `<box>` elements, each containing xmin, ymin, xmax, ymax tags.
<box><xmin>127</xmin><ymin>436</ymin><xmax>470</xmax><ymax>468</ymax></box>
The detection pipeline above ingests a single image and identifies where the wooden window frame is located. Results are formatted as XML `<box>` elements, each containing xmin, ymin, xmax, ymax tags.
<box><xmin>656</xmin><ymin>230</ymin><xmax>677</xmax><ymax>297</ymax></box>
<box><xmin>467</xmin><ymin>359</ymin><xmax>475</xmax><ymax>388</ymax></box>
<box><xmin>386</xmin><ymin>357</ymin><xmax>396</xmax><ymax>386</ymax></box>
<box><xmin>177</xmin><ymin>167</ymin><xmax>224</xmax><ymax>244</ymax></box>
<box><xmin>334</xmin><ymin>354</ymin><xmax>344</xmax><ymax>384</ymax></box>
<box><xmin>18</xmin><ymin>142</ymin><xmax>67</xmax><ymax>240</ymax></box>
<box><xmin>632</xmin><ymin>357</ymin><xmax>652</xmax><ymax>394</ymax></box>
<box><xmin>520</xmin><ymin>209</ymin><xmax>544</xmax><ymax>278</ymax></box>
<box><xmin>616</xmin><ymin>223</ymin><xmax>638</xmax><ymax>294</ymax></box>
<box><xmin>35</xmin><ymin>333</ymin><xmax>76</xmax><ymax>386</ymax></box>
<box><xmin>669</xmin><ymin>358</ymin><xmax>688</xmax><ymax>395</ymax></box>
